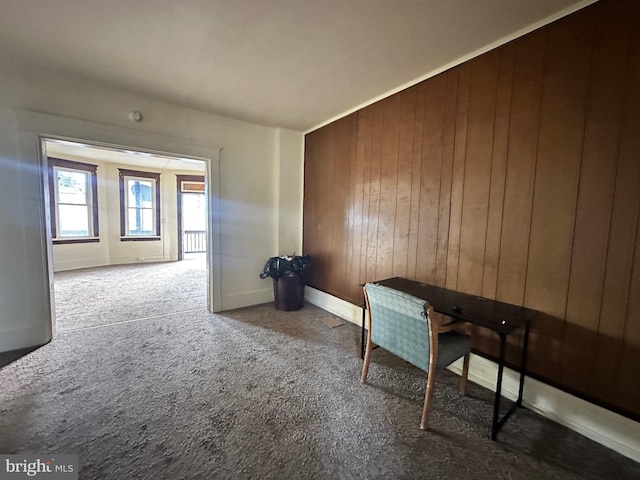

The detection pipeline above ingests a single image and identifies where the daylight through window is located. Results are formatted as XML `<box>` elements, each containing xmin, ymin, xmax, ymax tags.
<box><xmin>48</xmin><ymin>158</ymin><xmax>99</xmax><ymax>243</ymax></box>
<box><xmin>119</xmin><ymin>169</ymin><xmax>161</xmax><ymax>240</ymax></box>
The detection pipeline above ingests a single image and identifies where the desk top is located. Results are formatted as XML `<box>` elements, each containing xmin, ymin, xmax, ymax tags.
<box><xmin>373</xmin><ymin>277</ymin><xmax>537</xmax><ymax>335</ymax></box>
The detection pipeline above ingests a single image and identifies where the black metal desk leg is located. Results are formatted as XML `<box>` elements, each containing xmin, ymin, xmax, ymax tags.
<box><xmin>516</xmin><ymin>324</ymin><xmax>530</xmax><ymax>407</ymax></box>
<box><xmin>491</xmin><ymin>334</ymin><xmax>507</xmax><ymax>441</ymax></box>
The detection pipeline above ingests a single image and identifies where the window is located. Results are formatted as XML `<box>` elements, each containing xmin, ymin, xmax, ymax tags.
<box><xmin>119</xmin><ymin>169</ymin><xmax>161</xmax><ymax>240</ymax></box>
<box><xmin>48</xmin><ymin>158</ymin><xmax>99</xmax><ymax>244</ymax></box>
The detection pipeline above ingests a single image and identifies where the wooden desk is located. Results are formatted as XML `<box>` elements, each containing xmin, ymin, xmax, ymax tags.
<box><xmin>361</xmin><ymin>277</ymin><xmax>538</xmax><ymax>440</ymax></box>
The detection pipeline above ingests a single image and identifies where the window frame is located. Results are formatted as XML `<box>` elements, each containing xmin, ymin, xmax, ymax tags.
<box><xmin>48</xmin><ymin>157</ymin><xmax>99</xmax><ymax>245</ymax></box>
<box><xmin>118</xmin><ymin>168</ymin><xmax>161</xmax><ymax>241</ymax></box>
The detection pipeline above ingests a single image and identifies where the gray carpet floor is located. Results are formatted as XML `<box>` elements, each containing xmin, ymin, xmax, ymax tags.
<box><xmin>1</xmin><ymin>259</ymin><xmax>639</xmax><ymax>479</ymax></box>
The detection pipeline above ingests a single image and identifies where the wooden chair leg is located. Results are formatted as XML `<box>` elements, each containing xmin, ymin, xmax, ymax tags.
<box><xmin>361</xmin><ymin>331</ymin><xmax>373</xmax><ymax>384</ymax></box>
<box><xmin>422</xmin><ymin>307</ymin><xmax>439</xmax><ymax>430</ymax></box>
<box><xmin>420</xmin><ymin>369</ymin><xmax>437</xmax><ymax>430</ymax></box>
<box><xmin>459</xmin><ymin>352</ymin><xmax>470</xmax><ymax>396</ymax></box>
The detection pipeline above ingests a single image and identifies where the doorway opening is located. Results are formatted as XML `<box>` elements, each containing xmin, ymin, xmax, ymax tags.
<box><xmin>43</xmin><ymin>138</ymin><xmax>209</xmax><ymax>333</ymax></box>
<box><xmin>177</xmin><ymin>175</ymin><xmax>206</xmax><ymax>262</ymax></box>
<box><xmin>10</xmin><ymin>110</ymin><xmax>222</xmax><ymax>354</ymax></box>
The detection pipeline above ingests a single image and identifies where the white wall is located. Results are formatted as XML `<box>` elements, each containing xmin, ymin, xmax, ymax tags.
<box><xmin>50</xmin><ymin>151</ymin><xmax>204</xmax><ymax>271</ymax></box>
<box><xmin>0</xmin><ymin>64</ymin><xmax>304</xmax><ymax>352</ymax></box>
<box><xmin>275</xmin><ymin>127</ymin><xmax>304</xmax><ymax>256</ymax></box>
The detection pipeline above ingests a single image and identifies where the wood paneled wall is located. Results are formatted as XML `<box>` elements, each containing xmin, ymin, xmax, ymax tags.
<box><xmin>303</xmin><ymin>0</ymin><xmax>640</xmax><ymax>419</ymax></box>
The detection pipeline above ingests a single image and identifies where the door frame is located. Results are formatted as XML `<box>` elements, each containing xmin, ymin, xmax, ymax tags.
<box><xmin>14</xmin><ymin>110</ymin><xmax>223</xmax><ymax>350</ymax></box>
<box><xmin>176</xmin><ymin>174</ymin><xmax>206</xmax><ymax>261</ymax></box>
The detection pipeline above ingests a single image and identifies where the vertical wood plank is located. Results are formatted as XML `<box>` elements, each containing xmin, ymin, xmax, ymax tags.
<box><xmin>482</xmin><ymin>44</ymin><xmax>514</xmax><ymax>300</ymax></box>
<box><xmin>406</xmin><ymin>83</ymin><xmax>426</xmax><ymax>280</ymax></box>
<box><xmin>342</xmin><ymin>114</ymin><xmax>359</xmax><ymax>299</ymax></box>
<box><xmin>348</xmin><ymin>112</ymin><xmax>367</xmax><ymax>299</ymax></box>
<box><xmin>323</xmin><ymin>125</ymin><xmax>338</xmax><ymax>290</ymax></box>
<box><xmin>435</xmin><ymin>71</ymin><xmax>459</xmax><ymax>286</ymax></box>
<box><xmin>375</xmin><ymin>95</ymin><xmax>401</xmax><ymax>280</ymax></box>
<box><xmin>445</xmin><ymin>63</ymin><xmax>470</xmax><ymax>290</ymax></box>
<box><xmin>364</xmin><ymin>103</ymin><xmax>384</xmax><ymax>282</ymax></box>
<box><xmin>320</xmin><ymin>124</ymin><xmax>335</xmax><ymax>290</ymax></box>
<box><xmin>416</xmin><ymin>74</ymin><xmax>448</xmax><ymax>283</ymax></box>
<box><xmin>358</xmin><ymin>107</ymin><xmax>374</xmax><ymax>287</ymax></box>
<box><xmin>457</xmin><ymin>53</ymin><xmax>499</xmax><ymax>295</ymax></box>
<box><xmin>392</xmin><ymin>88</ymin><xmax>418</xmax><ymax>278</ymax></box>
<box><xmin>335</xmin><ymin>115</ymin><xmax>355</xmax><ymax>293</ymax></box>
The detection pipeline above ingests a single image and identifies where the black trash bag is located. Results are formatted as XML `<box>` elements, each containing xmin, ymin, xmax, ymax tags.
<box><xmin>259</xmin><ymin>255</ymin><xmax>311</xmax><ymax>280</ymax></box>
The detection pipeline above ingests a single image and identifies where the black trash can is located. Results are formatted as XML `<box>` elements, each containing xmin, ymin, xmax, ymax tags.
<box><xmin>259</xmin><ymin>255</ymin><xmax>311</xmax><ymax>311</ymax></box>
<box><xmin>273</xmin><ymin>273</ymin><xmax>305</xmax><ymax>311</ymax></box>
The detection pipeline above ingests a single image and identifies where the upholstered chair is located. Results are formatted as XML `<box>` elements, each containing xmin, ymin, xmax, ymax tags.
<box><xmin>361</xmin><ymin>282</ymin><xmax>471</xmax><ymax>429</ymax></box>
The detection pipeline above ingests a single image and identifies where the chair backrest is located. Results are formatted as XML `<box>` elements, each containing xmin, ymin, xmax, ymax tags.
<box><xmin>364</xmin><ymin>283</ymin><xmax>431</xmax><ymax>372</ymax></box>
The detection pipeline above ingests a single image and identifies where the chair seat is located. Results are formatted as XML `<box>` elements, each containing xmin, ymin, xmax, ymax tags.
<box><xmin>436</xmin><ymin>331</ymin><xmax>470</xmax><ymax>369</ymax></box>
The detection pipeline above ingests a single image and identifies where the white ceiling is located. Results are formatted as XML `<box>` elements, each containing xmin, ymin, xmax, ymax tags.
<box><xmin>0</xmin><ymin>0</ymin><xmax>594</xmax><ymax>132</ymax></box>
<box><xmin>45</xmin><ymin>139</ymin><xmax>206</xmax><ymax>172</ymax></box>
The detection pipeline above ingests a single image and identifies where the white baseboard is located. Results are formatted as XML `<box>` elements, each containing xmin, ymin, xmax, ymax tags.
<box><xmin>54</xmin><ymin>256</ymin><xmax>173</xmax><ymax>272</ymax></box>
<box><xmin>53</xmin><ymin>257</ymin><xmax>111</xmax><ymax>272</ymax></box>
<box><xmin>305</xmin><ymin>286</ymin><xmax>362</xmax><ymax>325</ymax></box>
<box><xmin>222</xmin><ymin>288</ymin><xmax>273</xmax><ymax>311</ymax></box>
<box><xmin>109</xmin><ymin>256</ymin><xmax>169</xmax><ymax>265</ymax></box>
<box><xmin>305</xmin><ymin>287</ymin><xmax>640</xmax><ymax>463</ymax></box>
<box><xmin>0</xmin><ymin>325</ymin><xmax>51</xmax><ymax>352</ymax></box>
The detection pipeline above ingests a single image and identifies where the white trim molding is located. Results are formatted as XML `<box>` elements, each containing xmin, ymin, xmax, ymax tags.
<box><xmin>305</xmin><ymin>286</ymin><xmax>640</xmax><ymax>463</ymax></box>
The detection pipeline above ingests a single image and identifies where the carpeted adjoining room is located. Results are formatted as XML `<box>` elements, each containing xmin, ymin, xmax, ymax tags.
<box><xmin>1</xmin><ymin>262</ymin><xmax>639</xmax><ymax>479</ymax></box>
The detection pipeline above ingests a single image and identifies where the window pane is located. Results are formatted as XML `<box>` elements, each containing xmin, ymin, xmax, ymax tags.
<box><xmin>182</xmin><ymin>193</ymin><xmax>206</xmax><ymax>230</ymax></box>
<box><xmin>58</xmin><ymin>204</ymin><xmax>90</xmax><ymax>237</ymax></box>
<box><xmin>141</xmin><ymin>209</ymin><xmax>154</xmax><ymax>233</ymax></box>
<box><xmin>57</xmin><ymin>170</ymin><xmax>88</xmax><ymax>205</ymax></box>
<box><xmin>128</xmin><ymin>208</ymin><xmax>154</xmax><ymax>235</ymax></box>
<box><xmin>127</xmin><ymin>179</ymin><xmax>153</xmax><ymax>209</ymax></box>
